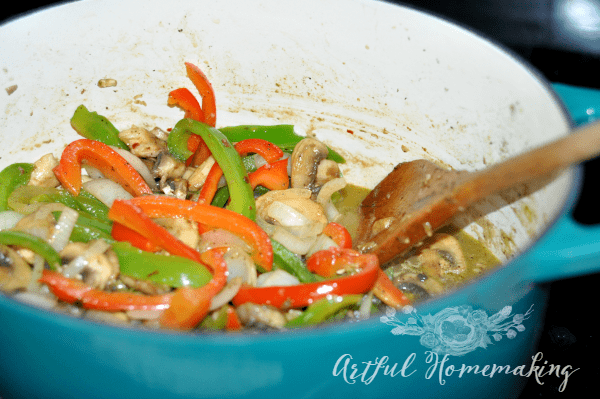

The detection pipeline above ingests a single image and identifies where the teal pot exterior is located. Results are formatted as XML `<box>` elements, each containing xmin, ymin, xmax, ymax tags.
<box><xmin>0</xmin><ymin>280</ymin><xmax>550</xmax><ymax>399</ymax></box>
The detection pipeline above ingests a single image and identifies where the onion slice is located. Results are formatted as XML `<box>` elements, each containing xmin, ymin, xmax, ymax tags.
<box><xmin>0</xmin><ymin>211</ymin><xmax>24</xmax><ymax>230</ymax></box>
<box><xmin>209</xmin><ymin>276</ymin><xmax>243</xmax><ymax>311</ymax></box>
<box><xmin>110</xmin><ymin>146</ymin><xmax>158</xmax><ymax>190</ymax></box>
<box><xmin>272</xmin><ymin>226</ymin><xmax>317</xmax><ymax>255</ymax></box>
<box><xmin>83</xmin><ymin>178</ymin><xmax>133</xmax><ymax>208</ymax></box>
<box><xmin>267</xmin><ymin>201</ymin><xmax>310</xmax><ymax>227</ymax></box>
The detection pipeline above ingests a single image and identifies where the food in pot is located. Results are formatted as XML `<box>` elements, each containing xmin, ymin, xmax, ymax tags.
<box><xmin>0</xmin><ymin>62</ymin><xmax>500</xmax><ymax>331</ymax></box>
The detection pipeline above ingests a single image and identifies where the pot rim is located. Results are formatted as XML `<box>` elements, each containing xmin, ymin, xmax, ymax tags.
<box><xmin>0</xmin><ymin>0</ymin><xmax>580</xmax><ymax>342</ymax></box>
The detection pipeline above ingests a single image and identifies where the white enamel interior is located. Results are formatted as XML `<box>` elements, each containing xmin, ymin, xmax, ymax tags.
<box><xmin>0</xmin><ymin>0</ymin><xmax>573</xmax><ymax>262</ymax></box>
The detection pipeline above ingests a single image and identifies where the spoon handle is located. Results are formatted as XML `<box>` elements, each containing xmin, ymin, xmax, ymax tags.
<box><xmin>454</xmin><ymin>120</ymin><xmax>600</xmax><ymax>205</ymax></box>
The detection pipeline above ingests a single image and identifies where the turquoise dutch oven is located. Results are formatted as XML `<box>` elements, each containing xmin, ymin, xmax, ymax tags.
<box><xmin>1</xmin><ymin>0</ymin><xmax>600</xmax><ymax>398</ymax></box>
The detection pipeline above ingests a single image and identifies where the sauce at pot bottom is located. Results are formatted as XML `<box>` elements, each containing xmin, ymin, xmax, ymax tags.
<box><xmin>333</xmin><ymin>184</ymin><xmax>501</xmax><ymax>303</ymax></box>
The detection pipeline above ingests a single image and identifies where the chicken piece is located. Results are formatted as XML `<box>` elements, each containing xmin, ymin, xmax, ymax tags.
<box><xmin>153</xmin><ymin>152</ymin><xmax>186</xmax><ymax>182</ymax></box>
<box><xmin>154</xmin><ymin>217</ymin><xmax>200</xmax><ymax>249</ymax></box>
<box><xmin>186</xmin><ymin>156</ymin><xmax>216</xmax><ymax>191</ymax></box>
<box><xmin>28</xmin><ymin>153</ymin><xmax>60</xmax><ymax>187</ymax></box>
<box><xmin>119</xmin><ymin>125</ymin><xmax>166</xmax><ymax>158</ymax></box>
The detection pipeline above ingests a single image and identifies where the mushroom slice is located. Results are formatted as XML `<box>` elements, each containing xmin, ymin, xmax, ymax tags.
<box><xmin>315</xmin><ymin>159</ymin><xmax>341</xmax><ymax>187</ymax></box>
<box><xmin>0</xmin><ymin>245</ymin><xmax>32</xmax><ymax>293</ymax></box>
<box><xmin>417</xmin><ymin>233</ymin><xmax>468</xmax><ymax>276</ymax></box>
<box><xmin>392</xmin><ymin>272</ymin><xmax>444</xmax><ymax>296</ymax></box>
<box><xmin>290</xmin><ymin>138</ymin><xmax>329</xmax><ymax>191</ymax></box>
<box><xmin>60</xmin><ymin>240</ymin><xmax>119</xmax><ymax>290</ymax></box>
<box><xmin>236</xmin><ymin>302</ymin><xmax>287</xmax><ymax>329</ymax></box>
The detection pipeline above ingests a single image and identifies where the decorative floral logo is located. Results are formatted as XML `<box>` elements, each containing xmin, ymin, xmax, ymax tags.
<box><xmin>380</xmin><ymin>304</ymin><xmax>534</xmax><ymax>357</ymax></box>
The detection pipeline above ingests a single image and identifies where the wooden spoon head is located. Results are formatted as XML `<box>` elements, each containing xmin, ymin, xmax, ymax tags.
<box><xmin>355</xmin><ymin>159</ymin><xmax>466</xmax><ymax>264</ymax></box>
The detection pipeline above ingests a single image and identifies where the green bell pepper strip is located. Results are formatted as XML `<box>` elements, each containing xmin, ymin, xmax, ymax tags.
<box><xmin>242</xmin><ymin>155</ymin><xmax>257</xmax><ymax>173</ymax></box>
<box><xmin>74</xmin><ymin>190</ymin><xmax>111</xmax><ymax>223</ymax></box>
<box><xmin>70</xmin><ymin>105</ymin><xmax>129</xmax><ymax>150</ymax></box>
<box><xmin>211</xmin><ymin>186</ymin><xmax>230</xmax><ymax>208</ymax></box>
<box><xmin>199</xmin><ymin>305</ymin><xmax>229</xmax><ymax>330</ymax></box>
<box><xmin>0</xmin><ymin>230</ymin><xmax>61</xmax><ymax>270</ymax></box>
<box><xmin>167</xmin><ymin>119</ymin><xmax>256</xmax><ymax>220</ymax></box>
<box><xmin>0</xmin><ymin>163</ymin><xmax>34</xmax><ymax>212</ymax></box>
<box><xmin>111</xmin><ymin>241</ymin><xmax>213</xmax><ymax>288</ymax></box>
<box><xmin>284</xmin><ymin>294</ymin><xmax>362</xmax><ymax>328</ymax></box>
<box><xmin>218</xmin><ymin>125</ymin><xmax>346</xmax><ymax>163</ymax></box>
<box><xmin>272</xmin><ymin>240</ymin><xmax>319</xmax><ymax>283</ymax></box>
<box><xmin>51</xmin><ymin>211</ymin><xmax>113</xmax><ymax>243</ymax></box>
<box><xmin>8</xmin><ymin>185</ymin><xmax>110</xmax><ymax>224</ymax></box>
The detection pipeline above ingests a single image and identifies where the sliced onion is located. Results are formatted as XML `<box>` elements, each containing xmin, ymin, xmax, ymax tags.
<box><xmin>358</xmin><ymin>292</ymin><xmax>374</xmax><ymax>320</ymax></box>
<box><xmin>49</xmin><ymin>207</ymin><xmax>79</xmax><ymax>252</ymax></box>
<box><xmin>209</xmin><ymin>276</ymin><xmax>243</xmax><ymax>311</ymax></box>
<box><xmin>316</xmin><ymin>177</ymin><xmax>346</xmax><ymax>206</ymax></box>
<box><xmin>255</xmin><ymin>213</ymin><xmax>275</xmax><ymax>236</ymax></box>
<box><xmin>284</xmin><ymin>221</ymin><xmax>325</xmax><ymax>238</ymax></box>
<box><xmin>267</xmin><ymin>201</ymin><xmax>310</xmax><ymax>227</ymax></box>
<box><xmin>83</xmin><ymin>165</ymin><xmax>104</xmax><ymax>179</ymax></box>
<box><xmin>127</xmin><ymin>309</ymin><xmax>162</xmax><ymax>320</ymax></box>
<box><xmin>256</xmin><ymin>269</ymin><xmax>299</xmax><ymax>287</ymax></box>
<box><xmin>83</xmin><ymin>178</ymin><xmax>133</xmax><ymax>208</ymax></box>
<box><xmin>13</xmin><ymin>291</ymin><xmax>57</xmax><ymax>309</ymax></box>
<box><xmin>0</xmin><ymin>211</ymin><xmax>24</xmax><ymax>230</ymax></box>
<box><xmin>272</xmin><ymin>226</ymin><xmax>317</xmax><ymax>255</ymax></box>
<box><xmin>306</xmin><ymin>233</ymin><xmax>339</xmax><ymax>258</ymax></box>
<box><xmin>27</xmin><ymin>255</ymin><xmax>46</xmax><ymax>292</ymax></box>
<box><xmin>282</xmin><ymin>153</ymin><xmax>292</xmax><ymax>176</ymax></box>
<box><xmin>199</xmin><ymin>229</ymin><xmax>253</xmax><ymax>254</ymax></box>
<box><xmin>324</xmin><ymin>201</ymin><xmax>342</xmax><ymax>223</ymax></box>
<box><xmin>110</xmin><ymin>146</ymin><xmax>158</xmax><ymax>190</ymax></box>
<box><xmin>7</xmin><ymin>185</ymin><xmax>60</xmax><ymax>215</ymax></box>
<box><xmin>254</xmin><ymin>154</ymin><xmax>268</xmax><ymax>169</ymax></box>
<box><xmin>223</xmin><ymin>248</ymin><xmax>257</xmax><ymax>285</ymax></box>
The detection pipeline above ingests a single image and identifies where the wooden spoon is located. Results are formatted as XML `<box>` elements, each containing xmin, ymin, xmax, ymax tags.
<box><xmin>354</xmin><ymin>120</ymin><xmax>600</xmax><ymax>265</ymax></box>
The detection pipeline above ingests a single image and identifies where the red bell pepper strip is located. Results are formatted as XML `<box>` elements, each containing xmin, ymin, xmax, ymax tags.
<box><xmin>197</xmin><ymin>161</ymin><xmax>223</xmax><ymax>205</ymax></box>
<box><xmin>185</xmin><ymin>62</ymin><xmax>217</xmax><ymax>127</ymax></box>
<box><xmin>232</xmin><ymin>248</ymin><xmax>378</xmax><ymax>309</ymax></box>
<box><xmin>109</xmin><ymin>199</ymin><xmax>203</xmax><ymax>264</ymax></box>
<box><xmin>168</xmin><ymin>88</ymin><xmax>204</xmax><ymax>123</ymax></box>
<box><xmin>110</xmin><ymin>196</ymin><xmax>273</xmax><ymax>271</ymax></box>
<box><xmin>39</xmin><ymin>248</ymin><xmax>228</xmax><ymax>330</ymax></box>
<box><xmin>247</xmin><ymin>159</ymin><xmax>289</xmax><ymax>191</ymax></box>
<box><xmin>39</xmin><ymin>269</ymin><xmax>172</xmax><ymax>311</ymax></box>
<box><xmin>234</xmin><ymin>138</ymin><xmax>284</xmax><ymax>163</ymax></box>
<box><xmin>225</xmin><ymin>305</ymin><xmax>242</xmax><ymax>331</ymax></box>
<box><xmin>111</xmin><ymin>221</ymin><xmax>161</xmax><ymax>252</ymax></box>
<box><xmin>53</xmin><ymin>139</ymin><xmax>153</xmax><ymax>197</ymax></box>
<box><xmin>159</xmin><ymin>247</ymin><xmax>228</xmax><ymax>329</ymax></box>
<box><xmin>322</xmin><ymin>222</ymin><xmax>352</xmax><ymax>249</ymax></box>
<box><xmin>187</xmin><ymin>133</ymin><xmax>204</xmax><ymax>155</ymax></box>
<box><xmin>187</xmin><ymin>137</ymin><xmax>212</xmax><ymax>167</ymax></box>
<box><xmin>372</xmin><ymin>269</ymin><xmax>411</xmax><ymax>308</ymax></box>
